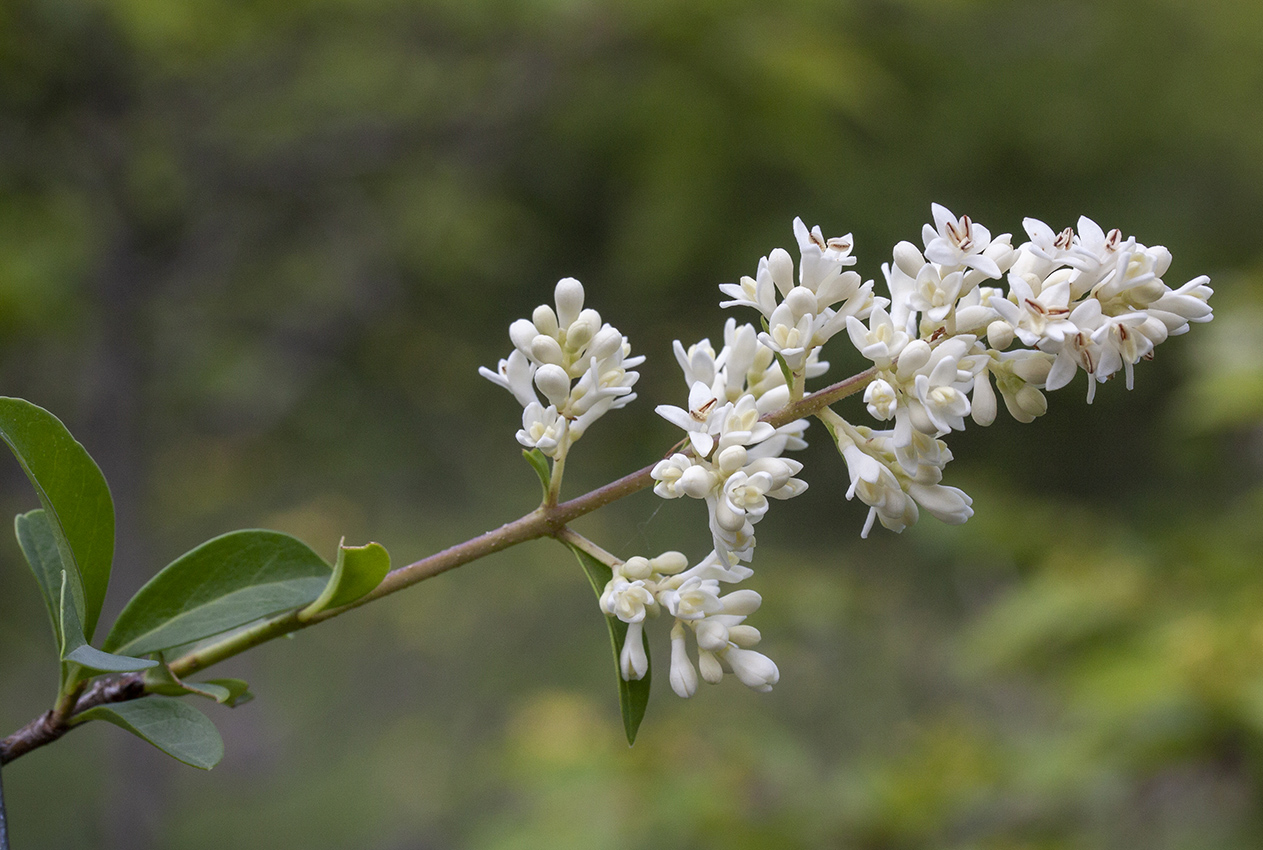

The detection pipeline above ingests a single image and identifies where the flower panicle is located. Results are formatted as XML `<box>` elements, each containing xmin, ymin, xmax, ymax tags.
<box><xmin>482</xmin><ymin>203</ymin><xmax>1212</xmax><ymax>701</ymax></box>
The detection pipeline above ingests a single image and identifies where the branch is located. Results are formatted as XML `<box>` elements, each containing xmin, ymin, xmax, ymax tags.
<box><xmin>0</xmin><ymin>366</ymin><xmax>878</xmax><ymax>764</ymax></box>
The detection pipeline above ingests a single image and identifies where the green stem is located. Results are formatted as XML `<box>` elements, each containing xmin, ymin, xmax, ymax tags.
<box><xmin>546</xmin><ymin>433</ymin><xmax>570</xmax><ymax>507</ymax></box>
<box><xmin>556</xmin><ymin>527</ymin><xmax>621</xmax><ymax>566</ymax></box>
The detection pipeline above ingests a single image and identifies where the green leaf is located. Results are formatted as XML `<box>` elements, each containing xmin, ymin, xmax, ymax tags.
<box><xmin>103</xmin><ymin>530</ymin><xmax>332</xmax><ymax>657</ymax></box>
<box><xmin>59</xmin><ymin>571</ymin><xmax>157</xmax><ymax>673</ymax></box>
<box><xmin>75</xmin><ymin>697</ymin><xmax>224</xmax><ymax>769</ymax></box>
<box><xmin>522</xmin><ymin>448</ymin><xmax>552</xmax><ymax>500</ymax></box>
<box><xmin>16</xmin><ymin>510</ymin><xmax>155</xmax><ymax>677</ymax></box>
<box><xmin>16</xmin><ymin>509</ymin><xmax>71</xmax><ymax>648</ymax></box>
<box><xmin>298</xmin><ymin>540</ymin><xmax>391</xmax><ymax>620</ymax></box>
<box><xmin>201</xmin><ymin>678</ymin><xmax>253</xmax><ymax>707</ymax></box>
<box><xmin>145</xmin><ymin>665</ymin><xmax>253</xmax><ymax>706</ymax></box>
<box><xmin>0</xmin><ymin>397</ymin><xmax>115</xmax><ymax>641</ymax></box>
<box><xmin>566</xmin><ymin>541</ymin><xmax>651</xmax><ymax>746</ymax></box>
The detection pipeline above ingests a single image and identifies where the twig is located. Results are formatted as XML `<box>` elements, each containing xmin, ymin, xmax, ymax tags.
<box><xmin>0</xmin><ymin>365</ymin><xmax>880</xmax><ymax>764</ymax></box>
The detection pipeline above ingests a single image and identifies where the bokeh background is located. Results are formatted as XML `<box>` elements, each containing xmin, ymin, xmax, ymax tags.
<box><xmin>2</xmin><ymin>0</ymin><xmax>1262</xmax><ymax>847</ymax></box>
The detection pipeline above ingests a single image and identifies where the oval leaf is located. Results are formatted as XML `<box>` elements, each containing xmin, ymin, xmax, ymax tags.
<box><xmin>299</xmin><ymin>540</ymin><xmax>391</xmax><ymax>620</ymax></box>
<box><xmin>103</xmin><ymin>530</ymin><xmax>331</xmax><ymax>656</ymax></box>
<box><xmin>75</xmin><ymin>697</ymin><xmax>224</xmax><ymax>769</ymax></box>
<box><xmin>17</xmin><ymin>510</ymin><xmax>155</xmax><ymax>675</ymax></box>
<box><xmin>15</xmin><ymin>509</ymin><xmax>71</xmax><ymax>650</ymax></box>
<box><xmin>566</xmin><ymin>541</ymin><xmax>651</xmax><ymax>746</ymax></box>
<box><xmin>0</xmin><ymin>398</ymin><xmax>115</xmax><ymax>641</ymax></box>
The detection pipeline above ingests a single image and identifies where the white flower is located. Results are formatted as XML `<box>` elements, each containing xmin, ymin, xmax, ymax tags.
<box><xmin>516</xmin><ymin>402</ymin><xmax>567</xmax><ymax>456</ymax></box>
<box><xmin>660</xmin><ymin>577</ymin><xmax>724</xmax><ymax>620</ymax></box>
<box><xmin>478</xmin><ymin>349</ymin><xmax>538</xmax><ymax>410</ymax></box>
<box><xmin>600</xmin><ymin>577</ymin><xmax>658</xmax><ymax>624</ymax></box>
<box><xmin>655</xmin><ymin>381</ymin><xmax>723</xmax><ymax>457</ymax></box>
<box><xmin>922</xmin><ymin>203</ymin><xmax>1002</xmax><ymax>279</ymax></box>
<box><xmin>846</xmin><ymin>306</ymin><xmax>910</xmax><ymax>370</ymax></box>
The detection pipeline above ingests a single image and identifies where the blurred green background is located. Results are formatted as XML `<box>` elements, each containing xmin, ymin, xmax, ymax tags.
<box><xmin>2</xmin><ymin>0</ymin><xmax>1262</xmax><ymax>847</ymax></box>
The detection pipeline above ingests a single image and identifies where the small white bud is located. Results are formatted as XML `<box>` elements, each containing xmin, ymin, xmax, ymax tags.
<box><xmin>698</xmin><ymin>649</ymin><xmax>724</xmax><ymax>685</ymax></box>
<box><xmin>509</xmin><ymin>318</ymin><xmax>539</xmax><ymax>355</ymax></box>
<box><xmin>530</xmin><ymin>335</ymin><xmax>565</xmax><ymax>367</ymax></box>
<box><xmin>533</xmin><ymin>364</ymin><xmax>571</xmax><ymax>406</ymax></box>
<box><xmin>588</xmin><ymin>326</ymin><xmax>622</xmax><ymax>362</ymax></box>
<box><xmin>565</xmin><ymin>309</ymin><xmax>601</xmax><ymax>350</ymax></box>
<box><xmin>727</xmin><ymin>625</ymin><xmax>761</xmax><ymax>647</ymax></box>
<box><xmin>554</xmin><ymin>277</ymin><xmax>585</xmax><ymax>329</ymax></box>
<box><xmin>531</xmin><ymin>305</ymin><xmax>559</xmax><ymax>337</ymax></box>
<box><xmin>893</xmin><ymin>241</ymin><xmax>926</xmax><ymax>278</ymax></box>
<box><xmin>986</xmin><ymin>320</ymin><xmax>1015</xmax><ymax>351</ymax></box>
<box><xmin>669</xmin><ymin>629</ymin><xmax>698</xmax><ymax>698</ymax></box>
<box><xmin>717</xmin><ymin>445</ymin><xmax>748</xmax><ymax>476</ymax></box>
<box><xmin>621</xmin><ymin>556</ymin><xmax>653</xmax><ymax>581</ymax></box>
<box><xmin>726</xmin><ymin>647</ymin><xmax>779</xmax><ymax>692</ymax></box>
<box><xmin>695</xmin><ymin>619</ymin><xmax>729</xmax><ymax>652</ymax></box>
<box><xmin>719</xmin><ymin>589</ymin><xmax>762</xmax><ymax>616</ymax></box>
<box><xmin>651</xmin><ymin>551</ymin><xmax>688</xmax><ymax>575</ymax></box>
<box><xmin>679</xmin><ymin>465</ymin><xmax>715</xmax><ymax>499</ymax></box>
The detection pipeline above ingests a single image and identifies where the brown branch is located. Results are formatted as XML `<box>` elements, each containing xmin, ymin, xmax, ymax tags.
<box><xmin>1</xmin><ymin>675</ymin><xmax>144</xmax><ymax>766</ymax></box>
<box><xmin>1</xmin><ymin>365</ymin><xmax>878</xmax><ymax>764</ymax></box>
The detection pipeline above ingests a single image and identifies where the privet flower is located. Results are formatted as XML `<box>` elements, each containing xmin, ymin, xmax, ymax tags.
<box><xmin>484</xmin><ymin>204</ymin><xmax>1212</xmax><ymax>702</ymax></box>
<box><xmin>480</xmin><ymin>277</ymin><xmax>642</xmax><ymax>457</ymax></box>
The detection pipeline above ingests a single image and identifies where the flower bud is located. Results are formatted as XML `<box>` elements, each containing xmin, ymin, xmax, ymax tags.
<box><xmin>531</xmin><ymin>305</ymin><xmax>559</xmax><ymax>337</ymax></box>
<box><xmin>948</xmin><ymin>304</ymin><xmax>987</xmax><ymax>333</ymax></box>
<box><xmin>719</xmin><ymin>589</ymin><xmax>762</xmax><ymax>616</ymax></box>
<box><xmin>533</xmin><ymin>363</ymin><xmax>571</xmax><ymax>406</ymax></box>
<box><xmin>727</xmin><ymin>625</ymin><xmax>761</xmax><ymax>647</ymax></box>
<box><xmin>717</xmin><ymin>445</ymin><xmax>748</xmax><ymax>476</ymax></box>
<box><xmin>554</xmin><ymin>277</ymin><xmax>585</xmax><ymax>329</ymax></box>
<box><xmin>695</xmin><ymin>619</ymin><xmax>730</xmax><ymax>652</ymax></box>
<box><xmin>620</xmin><ymin>621</ymin><xmax>648</xmax><ymax>680</ymax></box>
<box><xmin>698</xmin><ymin>649</ymin><xmax>724</xmax><ymax>684</ymax></box>
<box><xmin>986</xmin><ymin>320</ymin><xmax>1015</xmax><ymax>350</ymax></box>
<box><xmin>726</xmin><ymin>647</ymin><xmax>779</xmax><ymax>692</ymax></box>
<box><xmin>1013</xmin><ymin>385</ymin><xmax>1048</xmax><ymax>419</ymax></box>
<box><xmin>669</xmin><ymin>629</ymin><xmax>698</xmax><ymax>698</ymax></box>
<box><xmin>896</xmin><ymin>339</ymin><xmax>931</xmax><ymax>377</ymax></box>
<box><xmin>768</xmin><ymin>248</ymin><xmax>795</xmax><ymax>295</ymax></box>
<box><xmin>971</xmin><ymin>371</ymin><xmax>997</xmax><ymax>426</ymax></box>
<box><xmin>620</xmin><ymin>556</ymin><xmax>653</xmax><ymax>581</ymax></box>
<box><xmin>509</xmin><ymin>318</ymin><xmax>539</xmax><ymax>355</ymax></box>
<box><xmin>651</xmin><ymin>551</ymin><xmax>688</xmax><ymax>575</ymax></box>
<box><xmin>565</xmin><ymin>309</ymin><xmax>601</xmax><ymax>351</ymax></box>
<box><xmin>587</xmin><ymin>326</ymin><xmax>622</xmax><ymax>362</ymax></box>
<box><xmin>784</xmin><ymin>286</ymin><xmax>818</xmax><ymax>319</ymax></box>
<box><xmin>679</xmin><ymin>464</ymin><xmax>715</xmax><ymax>499</ymax></box>
<box><xmin>530</xmin><ymin>335</ymin><xmax>565</xmax><ymax>367</ymax></box>
<box><xmin>893</xmin><ymin>241</ymin><xmax>926</xmax><ymax>278</ymax></box>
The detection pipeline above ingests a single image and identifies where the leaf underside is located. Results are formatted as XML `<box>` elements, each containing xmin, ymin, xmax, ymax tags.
<box><xmin>76</xmin><ymin>697</ymin><xmax>224</xmax><ymax>769</ymax></box>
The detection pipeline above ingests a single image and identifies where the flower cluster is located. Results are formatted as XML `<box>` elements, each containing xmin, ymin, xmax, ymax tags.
<box><xmin>482</xmin><ymin>203</ymin><xmax>1212</xmax><ymax>704</ymax></box>
<box><xmin>829</xmin><ymin>204</ymin><xmax>1212</xmax><ymax>535</ymax></box>
<box><xmin>717</xmin><ymin>219</ymin><xmax>880</xmax><ymax>372</ymax></box>
<box><xmin>598</xmin><ymin>550</ymin><xmax>779</xmax><ymax>697</ymax></box>
<box><xmin>479</xmin><ymin>277</ymin><xmax>642</xmax><ymax>458</ymax></box>
<box><xmin>651</xmin><ymin>350</ymin><xmax>810</xmax><ymax>567</ymax></box>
